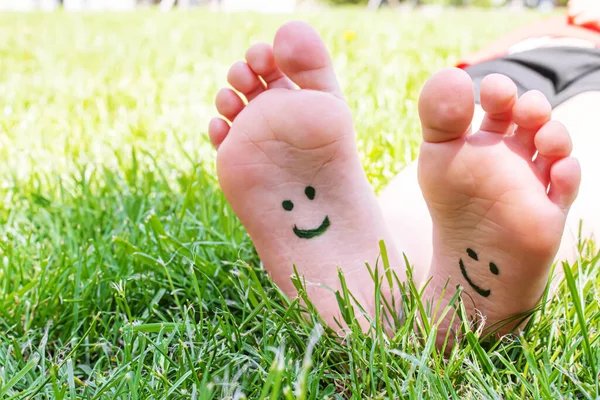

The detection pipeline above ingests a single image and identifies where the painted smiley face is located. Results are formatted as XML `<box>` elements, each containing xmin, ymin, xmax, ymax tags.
<box><xmin>459</xmin><ymin>248</ymin><xmax>500</xmax><ymax>298</ymax></box>
<box><xmin>282</xmin><ymin>186</ymin><xmax>330</xmax><ymax>239</ymax></box>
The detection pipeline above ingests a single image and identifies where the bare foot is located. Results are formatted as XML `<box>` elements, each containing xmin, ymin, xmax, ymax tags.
<box><xmin>208</xmin><ymin>21</ymin><xmax>402</xmax><ymax>330</ymax></box>
<box><xmin>418</xmin><ymin>69</ymin><xmax>581</xmax><ymax>341</ymax></box>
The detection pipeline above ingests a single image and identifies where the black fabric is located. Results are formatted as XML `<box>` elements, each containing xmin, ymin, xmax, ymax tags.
<box><xmin>465</xmin><ymin>47</ymin><xmax>600</xmax><ymax>107</ymax></box>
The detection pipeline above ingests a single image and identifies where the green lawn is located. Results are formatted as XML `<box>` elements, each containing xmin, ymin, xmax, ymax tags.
<box><xmin>0</xmin><ymin>8</ymin><xmax>598</xmax><ymax>399</ymax></box>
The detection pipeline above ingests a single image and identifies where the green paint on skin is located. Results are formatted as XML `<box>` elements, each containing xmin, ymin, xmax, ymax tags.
<box><xmin>282</xmin><ymin>186</ymin><xmax>331</xmax><ymax>239</ymax></box>
<box><xmin>459</xmin><ymin>248</ymin><xmax>500</xmax><ymax>298</ymax></box>
<box><xmin>460</xmin><ymin>259</ymin><xmax>491</xmax><ymax>298</ymax></box>
<box><xmin>467</xmin><ymin>248</ymin><xmax>478</xmax><ymax>261</ymax></box>
<box><xmin>305</xmin><ymin>186</ymin><xmax>316</xmax><ymax>200</ymax></box>
<box><xmin>294</xmin><ymin>216</ymin><xmax>330</xmax><ymax>239</ymax></box>
<box><xmin>489</xmin><ymin>262</ymin><xmax>499</xmax><ymax>275</ymax></box>
<box><xmin>282</xmin><ymin>200</ymin><xmax>294</xmax><ymax>211</ymax></box>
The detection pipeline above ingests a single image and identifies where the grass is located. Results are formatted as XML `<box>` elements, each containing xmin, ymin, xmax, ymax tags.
<box><xmin>0</xmin><ymin>8</ymin><xmax>598</xmax><ymax>399</ymax></box>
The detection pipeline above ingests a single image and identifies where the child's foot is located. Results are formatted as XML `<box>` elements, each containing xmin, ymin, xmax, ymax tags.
<box><xmin>208</xmin><ymin>22</ymin><xmax>402</xmax><ymax>330</ymax></box>
<box><xmin>418</xmin><ymin>69</ymin><xmax>581</xmax><ymax>339</ymax></box>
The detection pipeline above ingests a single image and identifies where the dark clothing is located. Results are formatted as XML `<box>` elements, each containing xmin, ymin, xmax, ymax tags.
<box><xmin>465</xmin><ymin>46</ymin><xmax>600</xmax><ymax>107</ymax></box>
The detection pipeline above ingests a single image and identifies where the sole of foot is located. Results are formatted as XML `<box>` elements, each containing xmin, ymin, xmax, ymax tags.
<box><xmin>418</xmin><ymin>69</ymin><xmax>581</xmax><ymax>343</ymax></box>
<box><xmin>209</xmin><ymin>21</ymin><xmax>403</xmax><ymax>332</ymax></box>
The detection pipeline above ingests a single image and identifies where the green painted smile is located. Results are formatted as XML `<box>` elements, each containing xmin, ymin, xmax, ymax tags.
<box><xmin>283</xmin><ymin>186</ymin><xmax>331</xmax><ymax>239</ymax></box>
<box><xmin>293</xmin><ymin>216</ymin><xmax>330</xmax><ymax>239</ymax></box>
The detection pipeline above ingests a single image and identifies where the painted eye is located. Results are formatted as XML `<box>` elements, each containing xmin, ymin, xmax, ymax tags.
<box><xmin>489</xmin><ymin>262</ymin><xmax>499</xmax><ymax>275</ymax></box>
<box><xmin>282</xmin><ymin>200</ymin><xmax>294</xmax><ymax>211</ymax></box>
<box><xmin>466</xmin><ymin>248</ymin><xmax>478</xmax><ymax>261</ymax></box>
<box><xmin>305</xmin><ymin>186</ymin><xmax>315</xmax><ymax>200</ymax></box>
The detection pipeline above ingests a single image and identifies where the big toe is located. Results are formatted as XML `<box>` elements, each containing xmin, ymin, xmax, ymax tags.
<box><xmin>273</xmin><ymin>21</ymin><xmax>343</xmax><ymax>97</ymax></box>
<box><xmin>418</xmin><ymin>68</ymin><xmax>475</xmax><ymax>143</ymax></box>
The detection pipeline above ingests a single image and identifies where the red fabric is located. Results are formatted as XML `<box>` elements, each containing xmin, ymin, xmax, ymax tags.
<box><xmin>457</xmin><ymin>16</ymin><xmax>600</xmax><ymax>69</ymax></box>
<box><xmin>568</xmin><ymin>15</ymin><xmax>600</xmax><ymax>32</ymax></box>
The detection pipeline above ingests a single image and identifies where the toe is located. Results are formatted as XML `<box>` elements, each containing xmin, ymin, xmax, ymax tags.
<box><xmin>227</xmin><ymin>60</ymin><xmax>265</xmax><ymax>101</ymax></box>
<box><xmin>534</xmin><ymin>121</ymin><xmax>573</xmax><ymax>184</ymax></box>
<box><xmin>273</xmin><ymin>21</ymin><xmax>343</xmax><ymax>97</ymax></box>
<box><xmin>208</xmin><ymin>117</ymin><xmax>230</xmax><ymax>149</ymax></box>
<box><xmin>245</xmin><ymin>42</ymin><xmax>295</xmax><ymax>90</ymax></box>
<box><xmin>215</xmin><ymin>88</ymin><xmax>245</xmax><ymax>121</ymax></box>
<box><xmin>418</xmin><ymin>68</ymin><xmax>475</xmax><ymax>143</ymax></box>
<box><xmin>479</xmin><ymin>74</ymin><xmax>518</xmax><ymax>134</ymax></box>
<box><xmin>534</xmin><ymin>121</ymin><xmax>573</xmax><ymax>158</ymax></box>
<box><xmin>548</xmin><ymin>157</ymin><xmax>581</xmax><ymax>211</ymax></box>
<box><xmin>511</xmin><ymin>90</ymin><xmax>552</xmax><ymax>157</ymax></box>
